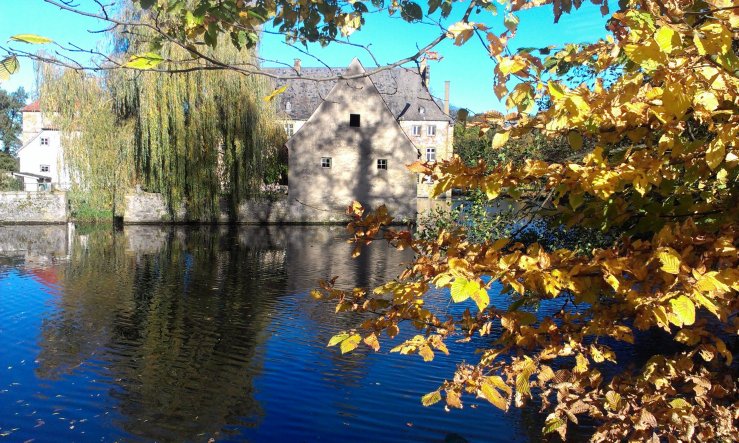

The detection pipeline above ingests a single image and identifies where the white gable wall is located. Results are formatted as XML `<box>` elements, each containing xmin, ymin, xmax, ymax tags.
<box><xmin>17</xmin><ymin>130</ymin><xmax>70</xmax><ymax>191</ymax></box>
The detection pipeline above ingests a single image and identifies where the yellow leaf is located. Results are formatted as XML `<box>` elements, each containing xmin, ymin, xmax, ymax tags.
<box><xmin>340</xmin><ymin>334</ymin><xmax>361</xmax><ymax>354</ymax></box>
<box><xmin>124</xmin><ymin>52</ymin><xmax>164</xmax><ymax>70</ymax></box>
<box><xmin>657</xmin><ymin>248</ymin><xmax>681</xmax><ymax>274</ymax></box>
<box><xmin>447</xmin><ymin>21</ymin><xmax>475</xmax><ymax>46</ymax></box>
<box><xmin>327</xmin><ymin>332</ymin><xmax>350</xmax><ymax>347</ymax></box>
<box><xmin>363</xmin><ymin>333</ymin><xmax>380</xmax><ymax>351</ymax></box>
<box><xmin>470</xmin><ymin>285</ymin><xmax>490</xmax><ymax>311</ymax></box>
<box><xmin>705</xmin><ymin>138</ymin><xmax>725</xmax><ymax>170</ymax></box>
<box><xmin>654</xmin><ymin>26</ymin><xmax>680</xmax><ymax>53</ymax></box>
<box><xmin>418</xmin><ymin>345</ymin><xmax>434</xmax><ymax>361</ymax></box>
<box><xmin>450</xmin><ymin>277</ymin><xmax>471</xmax><ymax>303</ymax></box>
<box><xmin>492</xmin><ymin>131</ymin><xmax>510</xmax><ymax>148</ymax></box>
<box><xmin>10</xmin><ymin>34</ymin><xmax>54</xmax><ymax>44</ymax></box>
<box><xmin>605</xmin><ymin>391</ymin><xmax>622</xmax><ymax>411</ymax></box>
<box><xmin>480</xmin><ymin>379</ymin><xmax>507</xmax><ymax>410</ymax></box>
<box><xmin>498</xmin><ymin>57</ymin><xmax>527</xmax><ymax>76</ymax></box>
<box><xmin>694</xmin><ymin>91</ymin><xmax>719</xmax><ymax>111</ymax></box>
<box><xmin>421</xmin><ymin>391</ymin><xmax>442</xmax><ymax>406</ymax></box>
<box><xmin>0</xmin><ymin>56</ymin><xmax>19</xmax><ymax>81</ymax></box>
<box><xmin>263</xmin><ymin>84</ymin><xmax>288</xmax><ymax>102</ymax></box>
<box><xmin>670</xmin><ymin>295</ymin><xmax>696</xmax><ymax>327</ymax></box>
<box><xmin>548</xmin><ymin>81</ymin><xmax>566</xmax><ymax>99</ymax></box>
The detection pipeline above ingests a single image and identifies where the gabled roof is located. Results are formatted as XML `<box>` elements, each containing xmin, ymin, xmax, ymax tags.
<box><xmin>263</xmin><ymin>63</ymin><xmax>451</xmax><ymax>123</ymax></box>
<box><xmin>13</xmin><ymin>171</ymin><xmax>51</xmax><ymax>181</ymax></box>
<box><xmin>20</xmin><ymin>100</ymin><xmax>41</xmax><ymax>112</ymax></box>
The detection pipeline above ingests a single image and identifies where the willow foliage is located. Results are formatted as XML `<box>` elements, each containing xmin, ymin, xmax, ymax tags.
<box><xmin>40</xmin><ymin>9</ymin><xmax>284</xmax><ymax>220</ymax></box>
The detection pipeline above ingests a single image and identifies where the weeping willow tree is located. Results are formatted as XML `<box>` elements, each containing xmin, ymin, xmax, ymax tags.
<box><xmin>39</xmin><ymin>4</ymin><xmax>285</xmax><ymax>221</ymax></box>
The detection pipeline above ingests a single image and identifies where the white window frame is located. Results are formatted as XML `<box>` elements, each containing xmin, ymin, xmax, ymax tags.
<box><xmin>427</xmin><ymin>125</ymin><xmax>436</xmax><ymax>136</ymax></box>
<box><xmin>377</xmin><ymin>159</ymin><xmax>387</xmax><ymax>170</ymax></box>
<box><xmin>40</xmin><ymin>137</ymin><xmax>49</xmax><ymax>146</ymax></box>
<box><xmin>426</xmin><ymin>147</ymin><xmax>436</xmax><ymax>162</ymax></box>
<box><xmin>284</xmin><ymin>123</ymin><xmax>294</xmax><ymax>137</ymax></box>
<box><xmin>40</xmin><ymin>164</ymin><xmax>50</xmax><ymax>173</ymax></box>
<box><xmin>321</xmin><ymin>157</ymin><xmax>332</xmax><ymax>168</ymax></box>
<box><xmin>411</xmin><ymin>125</ymin><xmax>421</xmax><ymax>137</ymax></box>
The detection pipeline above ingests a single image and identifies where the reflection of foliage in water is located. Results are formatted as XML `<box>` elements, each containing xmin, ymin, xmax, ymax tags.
<box><xmin>36</xmin><ymin>226</ymin><xmax>288</xmax><ymax>441</ymax></box>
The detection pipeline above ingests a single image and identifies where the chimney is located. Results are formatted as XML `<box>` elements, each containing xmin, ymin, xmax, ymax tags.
<box><xmin>293</xmin><ymin>58</ymin><xmax>301</xmax><ymax>75</ymax></box>
<box><xmin>444</xmin><ymin>80</ymin><xmax>450</xmax><ymax>116</ymax></box>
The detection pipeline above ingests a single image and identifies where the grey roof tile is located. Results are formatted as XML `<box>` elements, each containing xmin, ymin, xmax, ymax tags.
<box><xmin>264</xmin><ymin>65</ymin><xmax>451</xmax><ymax>122</ymax></box>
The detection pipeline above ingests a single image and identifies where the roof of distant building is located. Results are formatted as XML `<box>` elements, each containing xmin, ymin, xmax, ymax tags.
<box><xmin>263</xmin><ymin>65</ymin><xmax>451</xmax><ymax>123</ymax></box>
<box><xmin>20</xmin><ymin>100</ymin><xmax>41</xmax><ymax>112</ymax></box>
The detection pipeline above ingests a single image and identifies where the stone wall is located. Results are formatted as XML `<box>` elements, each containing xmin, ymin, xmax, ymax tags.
<box><xmin>0</xmin><ymin>191</ymin><xmax>68</xmax><ymax>223</ymax></box>
<box><xmin>123</xmin><ymin>192</ymin><xmax>419</xmax><ymax>224</ymax></box>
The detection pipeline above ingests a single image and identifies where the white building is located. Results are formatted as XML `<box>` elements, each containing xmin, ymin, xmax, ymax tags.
<box><xmin>14</xmin><ymin>100</ymin><xmax>70</xmax><ymax>191</ymax></box>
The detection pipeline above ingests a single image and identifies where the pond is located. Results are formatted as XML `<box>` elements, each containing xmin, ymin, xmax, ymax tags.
<box><xmin>0</xmin><ymin>224</ymin><xmax>548</xmax><ymax>442</ymax></box>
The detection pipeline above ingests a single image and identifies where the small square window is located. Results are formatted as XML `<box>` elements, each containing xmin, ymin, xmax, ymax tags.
<box><xmin>426</xmin><ymin>147</ymin><xmax>436</xmax><ymax>162</ymax></box>
<box><xmin>411</xmin><ymin>125</ymin><xmax>421</xmax><ymax>136</ymax></box>
<box><xmin>284</xmin><ymin>123</ymin><xmax>294</xmax><ymax>137</ymax></box>
<box><xmin>377</xmin><ymin>159</ymin><xmax>387</xmax><ymax>170</ymax></box>
<box><xmin>427</xmin><ymin>125</ymin><xmax>436</xmax><ymax>136</ymax></box>
<box><xmin>40</xmin><ymin>137</ymin><xmax>49</xmax><ymax>146</ymax></box>
<box><xmin>321</xmin><ymin>157</ymin><xmax>332</xmax><ymax>168</ymax></box>
<box><xmin>40</xmin><ymin>164</ymin><xmax>50</xmax><ymax>173</ymax></box>
<box><xmin>349</xmin><ymin>114</ymin><xmax>361</xmax><ymax>127</ymax></box>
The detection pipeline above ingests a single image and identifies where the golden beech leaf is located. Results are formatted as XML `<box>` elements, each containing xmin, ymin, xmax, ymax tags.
<box><xmin>340</xmin><ymin>334</ymin><xmax>361</xmax><ymax>354</ymax></box>
<box><xmin>705</xmin><ymin>138</ymin><xmax>725</xmax><ymax>170</ymax></box>
<box><xmin>654</xmin><ymin>26</ymin><xmax>680</xmax><ymax>53</ymax></box>
<box><xmin>470</xmin><ymin>285</ymin><xmax>490</xmax><ymax>311</ymax></box>
<box><xmin>327</xmin><ymin>332</ymin><xmax>350</xmax><ymax>347</ymax></box>
<box><xmin>447</xmin><ymin>21</ymin><xmax>475</xmax><ymax>46</ymax></box>
<box><xmin>418</xmin><ymin>345</ymin><xmax>435</xmax><ymax>362</ymax></box>
<box><xmin>421</xmin><ymin>391</ymin><xmax>442</xmax><ymax>407</ymax></box>
<box><xmin>363</xmin><ymin>333</ymin><xmax>380</xmax><ymax>351</ymax></box>
<box><xmin>450</xmin><ymin>277</ymin><xmax>471</xmax><ymax>303</ymax></box>
<box><xmin>605</xmin><ymin>390</ymin><xmax>623</xmax><ymax>411</ymax></box>
<box><xmin>445</xmin><ymin>389</ymin><xmax>462</xmax><ymax>408</ymax></box>
<box><xmin>263</xmin><ymin>84</ymin><xmax>288</xmax><ymax>102</ymax></box>
<box><xmin>657</xmin><ymin>248</ymin><xmax>681</xmax><ymax>274</ymax></box>
<box><xmin>670</xmin><ymin>295</ymin><xmax>696</xmax><ymax>327</ymax></box>
<box><xmin>498</xmin><ymin>57</ymin><xmax>527</xmax><ymax>76</ymax></box>
<box><xmin>543</xmin><ymin>414</ymin><xmax>566</xmax><ymax>435</ymax></box>
<box><xmin>480</xmin><ymin>379</ymin><xmax>508</xmax><ymax>410</ymax></box>
<box><xmin>492</xmin><ymin>131</ymin><xmax>510</xmax><ymax>149</ymax></box>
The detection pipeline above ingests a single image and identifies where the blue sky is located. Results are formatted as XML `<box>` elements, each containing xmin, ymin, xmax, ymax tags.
<box><xmin>0</xmin><ymin>0</ymin><xmax>610</xmax><ymax>112</ymax></box>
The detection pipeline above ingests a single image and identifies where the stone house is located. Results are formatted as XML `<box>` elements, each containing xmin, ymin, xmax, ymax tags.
<box><xmin>265</xmin><ymin>58</ymin><xmax>453</xmax><ymax>217</ymax></box>
<box><xmin>14</xmin><ymin>100</ymin><xmax>70</xmax><ymax>191</ymax></box>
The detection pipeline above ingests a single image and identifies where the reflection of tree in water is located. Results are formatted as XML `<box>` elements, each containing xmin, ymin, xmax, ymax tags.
<box><xmin>36</xmin><ymin>226</ymin><xmax>288</xmax><ymax>441</ymax></box>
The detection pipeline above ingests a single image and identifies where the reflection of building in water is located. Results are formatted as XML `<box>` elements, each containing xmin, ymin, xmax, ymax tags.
<box><xmin>29</xmin><ymin>225</ymin><xmax>415</xmax><ymax>441</ymax></box>
<box><xmin>35</xmin><ymin>226</ymin><xmax>288</xmax><ymax>441</ymax></box>
<box><xmin>285</xmin><ymin>225</ymin><xmax>414</xmax><ymax>293</ymax></box>
<box><xmin>0</xmin><ymin>224</ymin><xmax>73</xmax><ymax>267</ymax></box>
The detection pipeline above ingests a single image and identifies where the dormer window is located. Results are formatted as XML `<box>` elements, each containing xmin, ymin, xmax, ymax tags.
<box><xmin>40</xmin><ymin>137</ymin><xmax>49</xmax><ymax>146</ymax></box>
<box><xmin>419</xmin><ymin>106</ymin><xmax>425</xmax><ymax>115</ymax></box>
<box><xmin>349</xmin><ymin>114</ymin><xmax>361</xmax><ymax>127</ymax></box>
<box><xmin>285</xmin><ymin>101</ymin><xmax>292</xmax><ymax>112</ymax></box>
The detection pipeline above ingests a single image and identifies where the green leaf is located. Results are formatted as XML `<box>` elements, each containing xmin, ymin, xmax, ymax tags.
<box><xmin>504</xmin><ymin>14</ymin><xmax>519</xmax><ymax>33</ymax></box>
<box><xmin>421</xmin><ymin>390</ymin><xmax>442</xmax><ymax>406</ymax></box>
<box><xmin>124</xmin><ymin>52</ymin><xmax>164</xmax><ymax>70</ymax></box>
<box><xmin>327</xmin><ymin>332</ymin><xmax>350</xmax><ymax>347</ymax></box>
<box><xmin>0</xmin><ymin>56</ymin><xmax>19</xmax><ymax>81</ymax></box>
<box><xmin>543</xmin><ymin>415</ymin><xmax>566</xmax><ymax>435</ymax></box>
<box><xmin>340</xmin><ymin>334</ymin><xmax>361</xmax><ymax>354</ymax></box>
<box><xmin>10</xmin><ymin>34</ymin><xmax>53</xmax><ymax>44</ymax></box>
<box><xmin>567</xmin><ymin>131</ymin><xmax>583</xmax><ymax>150</ymax></box>
<box><xmin>139</xmin><ymin>0</ymin><xmax>157</xmax><ymax>9</ymax></box>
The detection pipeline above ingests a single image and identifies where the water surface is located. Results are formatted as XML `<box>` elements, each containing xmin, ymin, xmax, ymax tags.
<box><xmin>0</xmin><ymin>224</ymin><xmax>546</xmax><ymax>442</ymax></box>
